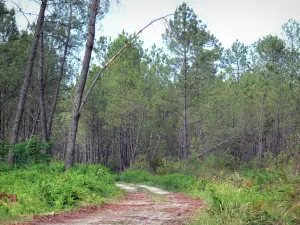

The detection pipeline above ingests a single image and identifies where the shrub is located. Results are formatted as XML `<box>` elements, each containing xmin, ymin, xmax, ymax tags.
<box><xmin>0</xmin><ymin>140</ymin><xmax>9</xmax><ymax>162</ymax></box>
<box><xmin>118</xmin><ymin>169</ymin><xmax>197</xmax><ymax>192</ymax></box>
<box><xmin>11</xmin><ymin>136</ymin><xmax>51</xmax><ymax>165</ymax></box>
<box><xmin>153</xmin><ymin>173</ymin><xmax>197</xmax><ymax>192</ymax></box>
<box><xmin>124</xmin><ymin>153</ymin><xmax>300</xmax><ymax>224</ymax></box>
<box><xmin>0</xmin><ymin>163</ymin><xmax>120</xmax><ymax>221</ymax></box>
<box><xmin>118</xmin><ymin>169</ymin><xmax>151</xmax><ymax>183</ymax></box>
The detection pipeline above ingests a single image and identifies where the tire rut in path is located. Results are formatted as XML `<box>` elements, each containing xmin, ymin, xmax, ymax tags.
<box><xmin>12</xmin><ymin>184</ymin><xmax>206</xmax><ymax>225</ymax></box>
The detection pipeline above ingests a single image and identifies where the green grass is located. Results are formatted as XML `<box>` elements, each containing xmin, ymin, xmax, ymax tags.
<box><xmin>117</xmin><ymin>166</ymin><xmax>300</xmax><ymax>224</ymax></box>
<box><xmin>117</xmin><ymin>169</ymin><xmax>197</xmax><ymax>192</ymax></box>
<box><xmin>0</xmin><ymin>162</ymin><xmax>121</xmax><ymax>222</ymax></box>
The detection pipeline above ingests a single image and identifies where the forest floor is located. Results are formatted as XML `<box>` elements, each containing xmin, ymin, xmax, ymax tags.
<box><xmin>10</xmin><ymin>184</ymin><xmax>205</xmax><ymax>225</ymax></box>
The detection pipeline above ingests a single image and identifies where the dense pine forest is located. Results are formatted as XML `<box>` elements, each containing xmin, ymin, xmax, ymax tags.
<box><xmin>0</xmin><ymin>0</ymin><xmax>299</xmax><ymax>224</ymax></box>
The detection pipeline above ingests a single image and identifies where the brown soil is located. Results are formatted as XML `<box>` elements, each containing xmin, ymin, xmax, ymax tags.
<box><xmin>9</xmin><ymin>187</ymin><xmax>205</xmax><ymax>225</ymax></box>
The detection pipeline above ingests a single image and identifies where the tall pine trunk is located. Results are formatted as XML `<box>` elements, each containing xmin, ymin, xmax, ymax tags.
<box><xmin>65</xmin><ymin>0</ymin><xmax>99</xmax><ymax>169</ymax></box>
<box><xmin>8</xmin><ymin>0</ymin><xmax>47</xmax><ymax>164</ymax></box>
<box><xmin>183</xmin><ymin>46</ymin><xmax>188</xmax><ymax>159</ymax></box>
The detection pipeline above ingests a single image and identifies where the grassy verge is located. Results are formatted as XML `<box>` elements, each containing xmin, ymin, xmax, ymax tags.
<box><xmin>117</xmin><ymin>166</ymin><xmax>300</xmax><ymax>224</ymax></box>
<box><xmin>117</xmin><ymin>169</ymin><xmax>197</xmax><ymax>192</ymax></box>
<box><xmin>0</xmin><ymin>162</ymin><xmax>121</xmax><ymax>222</ymax></box>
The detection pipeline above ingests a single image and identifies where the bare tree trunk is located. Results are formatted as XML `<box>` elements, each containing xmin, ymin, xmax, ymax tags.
<box><xmin>38</xmin><ymin>30</ymin><xmax>48</xmax><ymax>146</ymax></box>
<box><xmin>242</xmin><ymin>102</ymin><xmax>247</xmax><ymax>161</ymax></box>
<box><xmin>65</xmin><ymin>0</ymin><xmax>99</xmax><ymax>169</ymax></box>
<box><xmin>31</xmin><ymin>108</ymin><xmax>40</xmax><ymax>136</ymax></box>
<box><xmin>258</xmin><ymin>103</ymin><xmax>264</xmax><ymax>159</ymax></box>
<box><xmin>117</xmin><ymin>125</ymin><xmax>123</xmax><ymax>172</ymax></box>
<box><xmin>96</xmin><ymin>118</ymin><xmax>101</xmax><ymax>163</ymax></box>
<box><xmin>147</xmin><ymin>129</ymin><xmax>154</xmax><ymax>170</ymax></box>
<box><xmin>129</xmin><ymin>105</ymin><xmax>146</xmax><ymax>167</ymax></box>
<box><xmin>275</xmin><ymin>72</ymin><xmax>283</xmax><ymax>155</ymax></box>
<box><xmin>48</xmin><ymin>3</ymin><xmax>72</xmax><ymax>138</ymax></box>
<box><xmin>22</xmin><ymin>111</ymin><xmax>26</xmax><ymax>140</ymax></box>
<box><xmin>183</xmin><ymin>46</ymin><xmax>188</xmax><ymax>159</ymax></box>
<box><xmin>0</xmin><ymin>92</ymin><xmax>5</xmax><ymax>141</ymax></box>
<box><xmin>0</xmin><ymin>91</ymin><xmax>2</xmax><ymax>141</ymax></box>
<box><xmin>8</xmin><ymin>0</ymin><xmax>47</xmax><ymax>164</ymax></box>
<box><xmin>27</xmin><ymin>108</ymin><xmax>33</xmax><ymax>138</ymax></box>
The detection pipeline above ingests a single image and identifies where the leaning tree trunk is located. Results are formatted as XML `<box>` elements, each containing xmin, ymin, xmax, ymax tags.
<box><xmin>65</xmin><ymin>0</ymin><xmax>99</xmax><ymax>169</ymax></box>
<box><xmin>48</xmin><ymin>3</ymin><xmax>72</xmax><ymax>138</ymax></box>
<box><xmin>8</xmin><ymin>0</ymin><xmax>47</xmax><ymax>164</ymax></box>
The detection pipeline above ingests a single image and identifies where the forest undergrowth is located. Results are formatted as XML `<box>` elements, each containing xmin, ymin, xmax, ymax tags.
<box><xmin>0</xmin><ymin>136</ymin><xmax>299</xmax><ymax>224</ymax></box>
<box><xmin>117</xmin><ymin>152</ymin><xmax>300</xmax><ymax>225</ymax></box>
<box><xmin>0</xmin><ymin>162</ymin><xmax>121</xmax><ymax>222</ymax></box>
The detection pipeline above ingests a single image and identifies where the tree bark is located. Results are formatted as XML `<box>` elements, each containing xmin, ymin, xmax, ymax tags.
<box><xmin>258</xmin><ymin>100</ymin><xmax>265</xmax><ymax>159</ymax></box>
<box><xmin>0</xmin><ymin>91</ymin><xmax>2</xmax><ymax>141</ymax></box>
<box><xmin>31</xmin><ymin>108</ymin><xmax>40</xmax><ymax>136</ymax></box>
<box><xmin>8</xmin><ymin>0</ymin><xmax>47</xmax><ymax>164</ymax></box>
<box><xmin>183</xmin><ymin>46</ymin><xmax>188</xmax><ymax>159</ymax></box>
<box><xmin>65</xmin><ymin>0</ymin><xmax>99</xmax><ymax>169</ymax></box>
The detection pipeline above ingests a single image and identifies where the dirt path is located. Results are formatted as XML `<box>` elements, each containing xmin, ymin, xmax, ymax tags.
<box><xmin>12</xmin><ymin>184</ymin><xmax>205</xmax><ymax>225</ymax></box>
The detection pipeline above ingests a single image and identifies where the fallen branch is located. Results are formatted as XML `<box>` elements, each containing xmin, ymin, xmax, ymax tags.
<box><xmin>198</xmin><ymin>134</ymin><xmax>240</xmax><ymax>157</ymax></box>
<box><xmin>79</xmin><ymin>13</ymin><xmax>174</xmax><ymax>113</ymax></box>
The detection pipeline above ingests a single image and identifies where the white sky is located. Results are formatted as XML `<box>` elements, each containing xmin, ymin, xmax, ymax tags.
<box><xmin>5</xmin><ymin>0</ymin><xmax>300</xmax><ymax>49</ymax></box>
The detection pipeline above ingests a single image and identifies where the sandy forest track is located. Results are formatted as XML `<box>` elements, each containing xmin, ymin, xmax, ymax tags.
<box><xmin>11</xmin><ymin>184</ymin><xmax>205</xmax><ymax>225</ymax></box>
